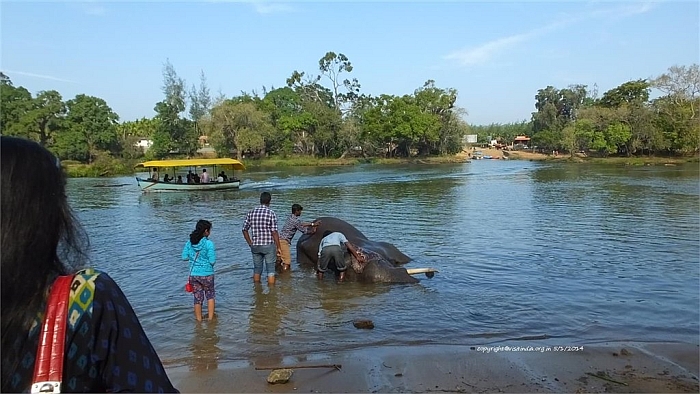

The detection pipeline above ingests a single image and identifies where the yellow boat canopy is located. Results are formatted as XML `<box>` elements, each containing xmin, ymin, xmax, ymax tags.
<box><xmin>136</xmin><ymin>158</ymin><xmax>245</xmax><ymax>170</ymax></box>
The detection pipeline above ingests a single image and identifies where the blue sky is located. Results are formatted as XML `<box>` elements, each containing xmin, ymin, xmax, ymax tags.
<box><xmin>2</xmin><ymin>0</ymin><xmax>698</xmax><ymax>125</ymax></box>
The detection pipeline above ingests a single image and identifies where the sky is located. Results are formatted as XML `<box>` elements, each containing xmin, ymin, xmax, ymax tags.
<box><xmin>1</xmin><ymin>0</ymin><xmax>698</xmax><ymax>125</ymax></box>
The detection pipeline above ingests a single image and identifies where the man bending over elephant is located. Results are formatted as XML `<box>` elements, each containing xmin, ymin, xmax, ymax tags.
<box><xmin>317</xmin><ymin>230</ymin><xmax>365</xmax><ymax>282</ymax></box>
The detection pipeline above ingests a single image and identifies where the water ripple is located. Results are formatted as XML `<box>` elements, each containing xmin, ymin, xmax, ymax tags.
<box><xmin>67</xmin><ymin>161</ymin><xmax>700</xmax><ymax>365</ymax></box>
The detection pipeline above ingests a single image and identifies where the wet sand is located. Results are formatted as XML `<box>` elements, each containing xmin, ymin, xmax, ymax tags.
<box><xmin>168</xmin><ymin>342</ymin><xmax>699</xmax><ymax>393</ymax></box>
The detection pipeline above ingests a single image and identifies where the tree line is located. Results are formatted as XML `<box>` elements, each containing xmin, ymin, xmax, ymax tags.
<box><xmin>1</xmin><ymin>56</ymin><xmax>697</xmax><ymax>165</ymax></box>
<box><xmin>471</xmin><ymin>64</ymin><xmax>699</xmax><ymax>156</ymax></box>
<box><xmin>0</xmin><ymin>52</ymin><xmax>468</xmax><ymax>163</ymax></box>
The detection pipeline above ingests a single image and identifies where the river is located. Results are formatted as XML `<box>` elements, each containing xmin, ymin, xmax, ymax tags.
<box><xmin>66</xmin><ymin>160</ymin><xmax>700</xmax><ymax>370</ymax></box>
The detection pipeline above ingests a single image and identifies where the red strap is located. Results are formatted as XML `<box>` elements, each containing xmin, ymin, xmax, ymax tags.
<box><xmin>32</xmin><ymin>275</ymin><xmax>73</xmax><ymax>388</ymax></box>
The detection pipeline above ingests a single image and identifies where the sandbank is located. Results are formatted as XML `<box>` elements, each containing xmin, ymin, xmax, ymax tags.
<box><xmin>167</xmin><ymin>341</ymin><xmax>699</xmax><ymax>393</ymax></box>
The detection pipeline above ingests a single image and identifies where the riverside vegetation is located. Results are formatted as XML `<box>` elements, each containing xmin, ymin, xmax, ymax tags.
<box><xmin>1</xmin><ymin>53</ymin><xmax>697</xmax><ymax>178</ymax></box>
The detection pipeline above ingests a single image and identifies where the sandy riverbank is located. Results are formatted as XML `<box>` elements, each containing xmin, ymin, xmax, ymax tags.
<box><xmin>167</xmin><ymin>342</ymin><xmax>699</xmax><ymax>393</ymax></box>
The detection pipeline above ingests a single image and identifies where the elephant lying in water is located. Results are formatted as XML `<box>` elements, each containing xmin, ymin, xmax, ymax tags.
<box><xmin>296</xmin><ymin>217</ymin><xmax>436</xmax><ymax>283</ymax></box>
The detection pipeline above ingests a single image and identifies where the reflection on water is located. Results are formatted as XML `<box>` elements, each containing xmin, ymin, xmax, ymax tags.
<box><xmin>67</xmin><ymin>161</ymin><xmax>700</xmax><ymax>366</ymax></box>
<box><xmin>248</xmin><ymin>284</ymin><xmax>285</xmax><ymax>367</ymax></box>
<box><xmin>188</xmin><ymin>320</ymin><xmax>221</xmax><ymax>371</ymax></box>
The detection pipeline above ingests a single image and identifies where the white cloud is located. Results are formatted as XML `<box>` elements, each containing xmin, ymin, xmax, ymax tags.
<box><xmin>250</xmin><ymin>1</ymin><xmax>293</xmax><ymax>14</ymax></box>
<box><xmin>2</xmin><ymin>70</ymin><xmax>79</xmax><ymax>84</ymax></box>
<box><xmin>203</xmin><ymin>0</ymin><xmax>294</xmax><ymax>14</ymax></box>
<box><xmin>68</xmin><ymin>0</ymin><xmax>108</xmax><ymax>16</ymax></box>
<box><xmin>444</xmin><ymin>2</ymin><xmax>657</xmax><ymax>68</ymax></box>
<box><xmin>84</xmin><ymin>5</ymin><xmax>108</xmax><ymax>16</ymax></box>
<box><xmin>444</xmin><ymin>20</ymin><xmax>567</xmax><ymax>67</ymax></box>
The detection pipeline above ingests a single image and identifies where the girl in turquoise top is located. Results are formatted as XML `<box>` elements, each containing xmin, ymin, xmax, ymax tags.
<box><xmin>182</xmin><ymin>220</ymin><xmax>216</xmax><ymax>321</ymax></box>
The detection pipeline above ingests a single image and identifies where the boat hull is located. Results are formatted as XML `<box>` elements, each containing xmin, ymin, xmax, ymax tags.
<box><xmin>136</xmin><ymin>178</ymin><xmax>240</xmax><ymax>192</ymax></box>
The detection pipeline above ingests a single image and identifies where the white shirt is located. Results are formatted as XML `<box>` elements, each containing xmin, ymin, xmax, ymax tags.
<box><xmin>201</xmin><ymin>172</ymin><xmax>210</xmax><ymax>183</ymax></box>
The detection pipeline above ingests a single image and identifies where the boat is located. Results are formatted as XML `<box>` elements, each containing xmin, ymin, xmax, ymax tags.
<box><xmin>135</xmin><ymin>158</ymin><xmax>245</xmax><ymax>192</ymax></box>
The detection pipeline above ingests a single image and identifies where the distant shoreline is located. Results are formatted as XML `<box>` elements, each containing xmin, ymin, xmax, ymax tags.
<box><xmin>63</xmin><ymin>151</ymin><xmax>699</xmax><ymax>177</ymax></box>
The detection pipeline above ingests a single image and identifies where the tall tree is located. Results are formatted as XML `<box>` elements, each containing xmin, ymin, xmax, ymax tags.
<box><xmin>162</xmin><ymin>59</ymin><xmax>186</xmax><ymax>114</ymax></box>
<box><xmin>0</xmin><ymin>76</ymin><xmax>33</xmax><ymax>138</ymax></box>
<box><xmin>188</xmin><ymin>70</ymin><xmax>211</xmax><ymax>124</ymax></box>
<box><xmin>27</xmin><ymin>90</ymin><xmax>66</xmax><ymax>147</ymax></box>
<box><xmin>599</xmin><ymin>79</ymin><xmax>650</xmax><ymax>108</ymax></box>
<box><xmin>210</xmin><ymin>101</ymin><xmax>273</xmax><ymax>160</ymax></box>
<box><xmin>54</xmin><ymin>95</ymin><xmax>119</xmax><ymax>162</ymax></box>
<box><xmin>318</xmin><ymin>52</ymin><xmax>361</xmax><ymax>113</ymax></box>
<box><xmin>652</xmin><ymin>64</ymin><xmax>700</xmax><ymax>154</ymax></box>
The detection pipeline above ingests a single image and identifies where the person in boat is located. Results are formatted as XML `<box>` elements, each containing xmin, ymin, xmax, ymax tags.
<box><xmin>149</xmin><ymin>167</ymin><xmax>159</xmax><ymax>181</ymax></box>
<box><xmin>177</xmin><ymin>175</ymin><xmax>183</xmax><ymax>184</ymax></box>
<box><xmin>216</xmin><ymin>173</ymin><xmax>224</xmax><ymax>182</ymax></box>
<box><xmin>242</xmin><ymin>192</ymin><xmax>282</xmax><ymax>285</ymax></box>
<box><xmin>193</xmin><ymin>172</ymin><xmax>201</xmax><ymax>184</ymax></box>
<box><xmin>186</xmin><ymin>170</ymin><xmax>194</xmax><ymax>184</ymax></box>
<box><xmin>219</xmin><ymin>171</ymin><xmax>228</xmax><ymax>181</ymax></box>
<box><xmin>317</xmin><ymin>230</ymin><xmax>365</xmax><ymax>282</ymax></box>
<box><xmin>181</xmin><ymin>220</ymin><xmax>217</xmax><ymax>322</ymax></box>
<box><xmin>201</xmin><ymin>169</ymin><xmax>210</xmax><ymax>183</ymax></box>
<box><xmin>279</xmin><ymin>204</ymin><xmax>319</xmax><ymax>271</ymax></box>
<box><xmin>0</xmin><ymin>136</ymin><xmax>179</xmax><ymax>393</ymax></box>
<box><xmin>163</xmin><ymin>174</ymin><xmax>171</xmax><ymax>183</ymax></box>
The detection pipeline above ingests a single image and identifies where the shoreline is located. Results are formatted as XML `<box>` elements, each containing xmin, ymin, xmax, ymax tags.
<box><xmin>64</xmin><ymin>151</ymin><xmax>698</xmax><ymax>177</ymax></box>
<box><xmin>167</xmin><ymin>341</ymin><xmax>699</xmax><ymax>393</ymax></box>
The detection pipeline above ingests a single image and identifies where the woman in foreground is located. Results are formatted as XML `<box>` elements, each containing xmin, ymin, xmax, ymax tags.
<box><xmin>182</xmin><ymin>219</ymin><xmax>217</xmax><ymax>321</ymax></box>
<box><xmin>0</xmin><ymin>136</ymin><xmax>178</xmax><ymax>393</ymax></box>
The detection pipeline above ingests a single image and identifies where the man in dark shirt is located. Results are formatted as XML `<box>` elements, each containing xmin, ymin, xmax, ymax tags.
<box><xmin>278</xmin><ymin>204</ymin><xmax>319</xmax><ymax>271</ymax></box>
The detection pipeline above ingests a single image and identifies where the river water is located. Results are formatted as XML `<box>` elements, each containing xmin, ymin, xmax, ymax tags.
<box><xmin>67</xmin><ymin>160</ymin><xmax>700</xmax><ymax>370</ymax></box>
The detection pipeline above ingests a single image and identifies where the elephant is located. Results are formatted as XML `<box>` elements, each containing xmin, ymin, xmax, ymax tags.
<box><xmin>296</xmin><ymin>217</ymin><xmax>435</xmax><ymax>283</ymax></box>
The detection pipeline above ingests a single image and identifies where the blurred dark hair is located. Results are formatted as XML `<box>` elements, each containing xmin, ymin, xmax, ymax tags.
<box><xmin>291</xmin><ymin>204</ymin><xmax>303</xmax><ymax>214</ymax></box>
<box><xmin>1</xmin><ymin>136</ymin><xmax>87</xmax><ymax>391</ymax></box>
<box><xmin>190</xmin><ymin>220</ymin><xmax>212</xmax><ymax>245</ymax></box>
<box><xmin>322</xmin><ymin>230</ymin><xmax>332</xmax><ymax>238</ymax></box>
<box><xmin>260</xmin><ymin>192</ymin><xmax>271</xmax><ymax>205</ymax></box>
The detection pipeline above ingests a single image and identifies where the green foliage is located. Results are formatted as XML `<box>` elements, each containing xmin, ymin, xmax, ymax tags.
<box><xmin>531</xmin><ymin>129</ymin><xmax>561</xmax><ymax>151</ymax></box>
<box><xmin>63</xmin><ymin>153</ymin><xmax>136</xmax><ymax>177</ymax></box>
<box><xmin>4</xmin><ymin>58</ymin><xmax>697</xmax><ymax>175</ymax></box>
<box><xmin>162</xmin><ymin>59</ymin><xmax>186</xmax><ymax>114</ymax></box>
<box><xmin>188</xmin><ymin>70</ymin><xmax>211</xmax><ymax>122</ymax></box>
<box><xmin>56</xmin><ymin>94</ymin><xmax>120</xmax><ymax>163</ymax></box>
<box><xmin>0</xmin><ymin>80</ymin><xmax>33</xmax><ymax>138</ymax></box>
<box><xmin>532</xmin><ymin>85</ymin><xmax>587</xmax><ymax>132</ymax></box>
<box><xmin>210</xmin><ymin>101</ymin><xmax>273</xmax><ymax>159</ymax></box>
<box><xmin>599</xmin><ymin>79</ymin><xmax>650</xmax><ymax>108</ymax></box>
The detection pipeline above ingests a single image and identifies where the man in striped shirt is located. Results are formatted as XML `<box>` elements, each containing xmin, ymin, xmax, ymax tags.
<box><xmin>279</xmin><ymin>204</ymin><xmax>319</xmax><ymax>271</ymax></box>
<box><xmin>242</xmin><ymin>192</ymin><xmax>282</xmax><ymax>285</ymax></box>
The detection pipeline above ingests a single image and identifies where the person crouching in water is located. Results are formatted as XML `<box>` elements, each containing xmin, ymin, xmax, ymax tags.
<box><xmin>317</xmin><ymin>230</ymin><xmax>365</xmax><ymax>282</ymax></box>
<box><xmin>182</xmin><ymin>220</ymin><xmax>216</xmax><ymax>321</ymax></box>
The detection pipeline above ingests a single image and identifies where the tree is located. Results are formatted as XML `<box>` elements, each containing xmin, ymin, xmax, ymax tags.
<box><xmin>0</xmin><ymin>77</ymin><xmax>33</xmax><ymax>138</ymax></box>
<box><xmin>653</xmin><ymin>64</ymin><xmax>699</xmax><ymax>118</ymax></box>
<box><xmin>318</xmin><ymin>52</ymin><xmax>361</xmax><ymax>113</ymax></box>
<box><xmin>54</xmin><ymin>94</ymin><xmax>119</xmax><ymax>162</ymax></box>
<box><xmin>27</xmin><ymin>90</ymin><xmax>66</xmax><ymax>147</ymax></box>
<box><xmin>652</xmin><ymin>64</ymin><xmax>700</xmax><ymax>154</ymax></box>
<box><xmin>162</xmin><ymin>59</ymin><xmax>186</xmax><ymax>114</ymax></box>
<box><xmin>210</xmin><ymin>101</ymin><xmax>273</xmax><ymax>160</ymax></box>
<box><xmin>413</xmin><ymin>80</ymin><xmax>462</xmax><ymax>155</ymax></box>
<box><xmin>532</xmin><ymin>85</ymin><xmax>588</xmax><ymax>132</ymax></box>
<box><xmin>188</xmin><ymin>70</ymin><xmax>211</xmax><ymax>125</ymax></box>
<box><xmin>599</xmin><ymin>79</ymin><xmax>650</xmax><ymax>108</ymax></box>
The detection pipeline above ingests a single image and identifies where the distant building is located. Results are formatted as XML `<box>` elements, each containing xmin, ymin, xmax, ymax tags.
<box><xmin>464</xmin><ymin>134</ymin><xmax>478</xmax><ymax>144</ymax></box>
<box><xmin>135</xmin><ymin>138</ymin><xmax>153</xmax><ymax>152</ymax></box>
<box><xmin>198</xmin><ymin>135</ymin><xmax>210</xmax><ymax>147</ymax></box>
<box><xmin>513</xmin><ymin>135</ymin><xmax>531</xmax><ymax>150</ymax></box>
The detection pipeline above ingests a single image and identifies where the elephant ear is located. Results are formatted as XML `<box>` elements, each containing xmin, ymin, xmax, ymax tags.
<box><xmin>349</xmin><ymin>247</ymin><xmax>385</xmax><ymax>274</ymax></box>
